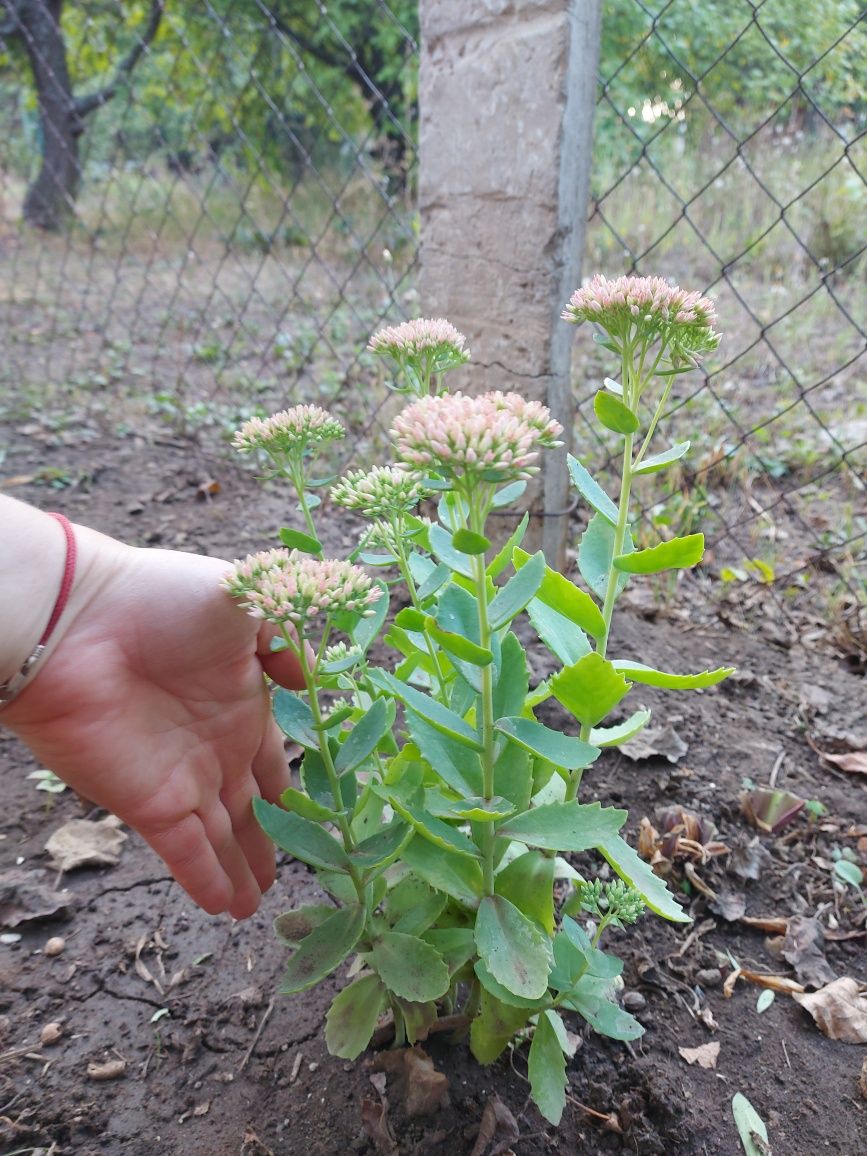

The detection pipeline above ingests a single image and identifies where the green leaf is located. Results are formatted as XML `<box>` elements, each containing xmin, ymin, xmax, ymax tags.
<box><xmin>488</xmin><ymin>551</ymin><xmax>545</xmax><ymax>629</ymax></box>
<box><xmin>487</xmin><ymin>512</ymin><xmax>529</xmax><ymax>580</ymax></box>
<box><xmin>550</xmin><ymin>653</ymin><xmax>632</xmax><ymax>728</ymax></box>
<box><xmin>633</xmin><ymin>440</ymin><xmax>690</xmax><ymax>475</ymax></box>
<box><xmin>590</xmin><ymin>709</ymin><xmax>652</xmax><ymax>747</ymax></box>
<box><xmin>495</xmin><ymin>850</ymin><xmax>555</xmax><ymax>933</ymax></box>
<box><xmin>427</xmin><ymin>620</ymin><xmax>493</xmax><ymax>666</ymax></box>
<box><xmin>528</xmin><ymin>1010</ymin><xmax>568</xmax><ymax>1125</ymax></box>
<box><xmin>391</xmin><ymin>891</ymin><xmax>448</xmax><ymax>938</ymax></box>
<box><xmin>273</xmin><ymin>690</ymin><xmax>318</xmax><ymax>747</ymax></box>
<box><xmin>561</xmin><ymin>918</ymin><xmax>623</xmax><ymax>978</ymax></box>
<box><xmin>301</xmin><ymin>748</ymin><xmax>340</xmax><ymax>810</ymax></box>
<box><xmin>594</xmin><ymin>390</ymin><xmax>639</xmax><ymax>434</ymax></box>
<box><xmin>279</xmin><ymin>904</ymin><xmax>365</xmax><ymax>994</ymax></box>
<box><xmin>474</xmin><ymin>960</ymin><xmax>549</xmax><ymax>1009</ymax></box>
<box><xmin>273</xmin><ymin>905</ymin><xmax>334</xmax><ymax>947</ymax></box>
<box><xmin>567</xmin><ymin>454</ymin><xmax>619</xmax><ymax>525</ymax></box>
<box><xmin>387</xmin><ymin>796</ymin><xmax>481</xmax><ymax>860</ymax></box>
<box><xmin>833</xmin><ymin>859</ymin><xmax>863</xmax><ymax>887</ymax></box>
<box><xmin>492</xmin><ymin>480</ymin><xmax>528</xmax><ymax>508</ymax></box>
<box><xmin>368</xmin><ymin>669</ymin><xmax>482</xmax><ymax>750</ymax></box>
<box><xmin>564</xmin><ymin>974</ymin><xmax>644</xmax><ymax>1040</ymax></box>
<box><xmin>405</xmin><ymin>711</ymin><xmax>483</xmax><ymax>796</ymax></box>
<box><xmin>611</xmin><ymin>661</ymin><xmax>735</xmax><ymax>690</ymax></box>
<box><xmin>426</xmin><ymin>792</ymin><xmax>516</xmax><ymax>822</ymax></box>
<box><xmin>495</xmin><ymin>717</ymin><xmax>601</xmax><ymax>771</ymax></box>
<box><xmin>334</xmin><ymin>698</ymin><xmax>395</xmax><ymax>774</ymax></box>
<box><xmin>494</xmin><ymin>742</ymin><xmax>534</xmax><ymax>811</ymax></box>
<box><xmin>597</xmin><ymin>833</ymin><xmax>689</xmax><ymax>922</ymax></box>
<box><xmin>366</xmin><ymin>932</ymin><xmax>450</xmax><ymax>1002</ymax></box>
<box><xmin>350</xmin><ymin>820</ymin><xmax>413</xmax><ymax>875</ymax></box>
<box><xmin>325</xmin><ymin>974</ymin><xmax>386</xmax><ymax>1059</ymax></box>
<box><xmin>279</xmin><ymin>526</ymin><xmax>322</xmax><ymax>555</ymax></box>
<box><xmin>526</xmin><ymin>598</ymin><xmax>592</xmax><ymax>665</ymax></box>
<box><xmin>614</xmin><ymin>533</ymin><xmax>704</xmax><ymax>573</ymax></box>
<box><xmin>279</xmin><ymin>787</ymin><xmax>338</xmax><ymax>822</ymax></box>
<box><xmin>253</xmin><ymin>799</ymin><xmax>349</xmax><ymax>872</ymax></box>
<box><xmin>452</xmin><ymin>528</ymin><xmax>491</xmax><ymax>555</ymax></box>
<box><xmin>756</xmin><ymin>988</ymin><xmax>776</xmax><ymax>1014</ymax></box>
<box><xmin>351</xmin><ymin>580</ymin><xmax>389</xmax><ymax>652</ymax></box>
<box><xmin>732</xmin><ymin>1092</ymin><xmax>771</xmax><ymax>1156</ymax></box>
<box><xmin>578</xmin><ymin>513</ymin><xmax>634</xmax><ymax>601</ymax></box>
<box><xmin>417</xmin><ymin>561</ymin><xmax>451</xmax><ymax>602</ymax></box>
<box><xmin>474</xmin><ymin>895</ymin><xmax>551</xmax><ymax>1000</ymax></box>
<box><xmin>497</xmin><ymin>801</ymin><xmax>626</xmax><ymax>852</ymax></box>
<box><xmin>402</xmin><ymin>836</ymin><xmax>484</xmax><ymax>905</ymax></box>
<box><xmin>514</xmin><ymin>548</ymin><xmax>606</xmax><ymax>640</ymax></box>
<box><xmin>395</xmin><ymin>997</ymin><xmax>439</xmax><ymax>1045</ymax></box>
<box><xmin>421</xmin><ymin>927</ymin><xmax>477</xmax><ymax>974</ymax></box>
<box><xmin>492</xmin><ymin>632</ymin><xmax>529</xmax><ymax>720</ymax></box>
<box><xmin>470</xmin><ymin>988</ymin><xmax>532</xmax><ymax>1064</ymax></box>
<box><xmin>429</xmin><ymin>523</ymin><xmax>473</xmax><ymax>577</ymax></box>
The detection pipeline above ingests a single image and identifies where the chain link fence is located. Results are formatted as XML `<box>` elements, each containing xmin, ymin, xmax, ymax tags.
<box><xmin>0</xmin><ymin>1</ymin><xmax>864</xmax><ymax>649</ymax></box>
<box><xmin>579</xmin><ymin>0</ymin><xmax>866</xmax><ymax>652</ymax></box>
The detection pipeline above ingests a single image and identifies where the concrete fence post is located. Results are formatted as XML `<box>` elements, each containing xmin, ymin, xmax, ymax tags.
<box><xmin>418</xmin><ymin>0</ymin><xmax>602</xmax><ymax>570</ymax></box>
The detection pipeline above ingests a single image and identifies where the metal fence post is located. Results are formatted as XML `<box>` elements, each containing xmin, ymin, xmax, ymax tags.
<box><xmin>418</xmin><ymin>0</ymin><xmax>603</xmax><ymax>570</ymax></box>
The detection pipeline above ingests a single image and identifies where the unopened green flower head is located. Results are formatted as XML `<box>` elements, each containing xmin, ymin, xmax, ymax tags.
<box><xmin>391</xmin><ymin>391</ymin><xmax>562</xmax><ymax>485</ymax></box>
<box><xmin>233</xmin><ymin>406</ymin><xmax>345</xmax><ymax>462</ymax></box>
<box><xmin>363</xmin><ymin>515</ymin><xmax>432</xmax><ymax>556</ymax></box>
<box><xmin>331</xmin><ymin>465</ymin><xmax>434</xmax><ymax>519</ymax></box>
<box><xmin>222</xmin><ymin>548</ymin><xmax>380</xmax><ymax>628</ymax></box>
<box><xmin>368</xmin><ymin>318</ymin><xmax>470</xmax><ymax>393</ymax></box>
<box><xmin>574</xmin><ymin>878</ymin><xmax>645</xmax><ymax>927</ymax></box>
<box><xmin>562</xmin><ymin>274</ymin><xmax>720</xmax><ymax>365</ymax></box>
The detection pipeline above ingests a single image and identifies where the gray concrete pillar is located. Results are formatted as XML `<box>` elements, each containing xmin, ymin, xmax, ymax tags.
<box><xmin>419</xmin><ymin>0</ymin><xmax>602</xmax><ymax>569</ymax></box>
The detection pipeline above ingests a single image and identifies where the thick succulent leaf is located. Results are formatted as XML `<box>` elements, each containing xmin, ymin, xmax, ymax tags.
<box><xmin>253</xmin><ymin>799</ymin><xmax>349</xmax><ymax>872</ymax></box>
<box><xmin>611</xmin><ymin>660</ymin><xmax>735</xmax><ymax>690</ymax></box>
<box><xmin>487</xmin><ymin>512</ymin><xmax>529</xmax><ymax>579</ymax></box>
<box><xmin>564</xmin><ymin>974</ymin><xmax>644</xmax><ymax>1041</ymax></box>
<box><xmin>594</xmin><ymin>390</ymin><xmax>639</xmax><ymax>434</ymax></box>
<box><xmin>366</xmin><ymin>932</ymin><xmax>450</xmax><ymax>1002</ymax></box>
<box><xmin>528</xmin><ymin>1010</ymin><xmax>568</xmax><ymax>1125</ymax></box>
<box><xmin>633</xmin><ymin>440</ymin><xmax>690</xmax><ymax>476</ymax></box>
<box><xmin>279</xmin><ymin>787</ymin><xmax>338</xmax><ymax>823</ymax></box>
<box><xmin>494</xmin><ymin>717</ymin><xmax>601</xmax><ymax>771</ymax></box>
<box><xmin>325</xmin><ymin>974</ymin><xmax>386</xmax><ymax>1059</ymax></box>
<box><xmin>567</xmin><ymin>454</ymin><xmax>619</xmax><ymax>525</ymax></box>
<box><xmin>350</xmin><ymin>820</ymin><xmax>413</xmax><ymax>876</ymax></box>
<box><xmin>470</xmin><ymin>988</ymin><xmax>532</xmax><ymax>1065</ymax></box>
<box><xmin>494</xmin><ymin>849</ymin><xmax>555</xmax><ymax>933</ymax></box>
<box><xmin>279</xmin><ymin>904</ymin><xmax>365</xmax><ymax>994</ymax></box>
<box><xmin>405</xmin><ymin>710</ymin><xmax>483</xmax><ymax>796</ymax></box>
<box><xmin>474</xmin><ymin>960</ymin><xmax>549</xmax><ymax>1009</ymax></box>
<box><xmin>421</xmin><ymin>927</ymin><xmax>477</xmax><ymax>974</ymax></box>
<box><xmin>526</xmin><ymin>598</ymin><xmax>592</xmax><ymax>665</ymax></box>
<box><xmin>387</xmin><ymin>796</ymin><xmax>481</xmax><ymax>859</ymax></box>
<box><xmin>550</xmin><ymin>652</ymin><xmax>632</xmax><ymax>728</ymax></box>
<box><xmin>402</xmin><ymin>836</ymin><xmax>484</xmax><ymax>905</ymax></box>
<box><xmin>488</xmin><ymin>550</ymin><xmax>546</xmax><ymax>629</ymax></box>
<box><xmin>578</xmin><ymin>513</ymin><xmax>633</xmax><ymax>601</ymax></box>
<box><xmin>273</xmin><ymin>905</ymin><xmax>334</xmax><ymax>948</ymax></box>
<box><xmin>597</xmin><ymin>833</ymin><xmax>690</xmax><ymax>922</ymax></box>
<box><xmin>369</xmin><ymin>668</ymin><xmax>482</xmax><ymax>750</ymax></box>
<box><xmin>474</xmin><ymin>895</ymin><xmax>551</xmax><ymax>1000</ymax></box>
<box><xmin>335</xmin><ymin>698</ymin><xmax>396</xmax><ymax>774</ymax></box>
<box><xmin>496</xmin><ymin>801</ymin><xmax>626</xmax><ymax>852</ymax></box>
<box><xmin>273</xmin><ymin>690</ymin><xmax>318</xmax><ymax>747</ymax></box>
<box><xmin>514</xmin><ymin>548</ymin><xmax>606</xmax><ymax>639</ymax></box>
<box><xmin>491</xmin><ymin>631</ymin><xmax>529</xmax><ymax>720</ymax></box>
<box><xmin>589</xmin><ymin>709</ymin><xmax>652</xmax><ymax>747</ymax></box>
<box><xmin>613</xmin><ymin>533</ymin><xmax>704</xmax><ymax>574</ymax></box>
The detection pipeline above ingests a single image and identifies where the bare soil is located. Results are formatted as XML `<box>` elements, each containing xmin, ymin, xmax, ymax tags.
<box><xmin>0</xmin><ymin>422</ymin><xmax>865</xmax><ymax>1156</ymax></box>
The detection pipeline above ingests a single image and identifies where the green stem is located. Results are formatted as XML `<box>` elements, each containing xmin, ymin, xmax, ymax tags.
<box><xmin>470</xmin><ymin>508</ymin><xmax>497</xmax><ymax>897</ymax></box>
<box><xmin>390</xmin><ymin>515</ymin><xmax>448</xmax><ymax>696</ymax></box>
<box><xmin>298</xmin><ymin>642</ymin><xmax>367</xmax><ymax>909</ymax></box>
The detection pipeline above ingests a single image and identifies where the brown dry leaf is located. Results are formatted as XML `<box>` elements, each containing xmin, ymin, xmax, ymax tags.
<box><xmin>0</xmin><ymin>869</ymin><xmax>76</xmax><ymax>928</ymax></box>
<box><xmin>87</xmin><ymin>1058</ymin><xmax>127</xmax><ymax>1081</ymax></box>
<box><xmin>781</xmin><ymin>916</ymin><xmax>836</xmax><ymax>989</ymax></box>
<box><xmin>470</xmin><ymin>1097</ymin><xmax>519</xmax><ymax>1156</ymax></box>
<box><xmin>361</xmin><ymin>1097</ymin><xmax>398</xmax><ymax>1154</ymax></box>
<box><xmin>372</xmin><ymin>1046</ymin><xmax>450</xmax><ymax>1119</ymax></box>
<box><xmin>620</xmin><ymin>724</ymin><xmax>688</xmax><ymax>764</ymax></box>
<box><xmin>725</xmin><ymin>968</ymin><xmax>805</xmax><ymax>998</ymax></box>
<box><xmin>240</xmin><ymin>1127</ymin><xmax>276</xmax><ymax>1156</ymax></box>
<box><xmin>793</xmin><ymin>977</ymin><xmax>867</xmax><ymax>1044</ymax></box>
<box><xmin>819</xmin><ymin>750</ymin><xmax>867</xmax><ymax>777</ymax></box>
<box><xmin>679</xmin><ymin>1041</ymin><xmax>720</xmax><ymax>1069</ymax></box>
<box><xmin>45</xmin><ymin>815</ymin><xmax>126</xmax><ymax>872</ymax></box>
<box><xmin>196</xmin><ymin>477</ymin><xmax>221</xmax><ymax>500</ymax></box>
<box><xmin>740</xmin><ymin>915</ymin><xmax>789</xmax><ymax>934</ymax></box>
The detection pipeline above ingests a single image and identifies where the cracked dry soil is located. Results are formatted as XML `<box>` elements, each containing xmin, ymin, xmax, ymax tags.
<box><xmin>0</xmin><ymin>431</ymin><xmax>865</xmax><ymax>1155</ymax></box>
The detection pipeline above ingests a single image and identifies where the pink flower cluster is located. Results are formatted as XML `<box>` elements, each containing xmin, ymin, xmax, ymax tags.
<box><xmin>222</xmin><ymin>548</ymin><xmax>380</xmax><ymax>627</ymax></box>
<box><xmin>368</xmin><ymin>318</ymin><xmax>469</xmax><ymax>363</ymax></box>
<box><xmin>562</xmin><ymin>275</ymin><xmax>720</xmax><ymax>360</ymax></box>
<box><xmin>330</xmin><ymin>465</ymin><xmax>432</xmax><ymax>518</ymax></box>
<box><xmin>233</xmin><ymin>406</ymin><xmax>345</xmax><ymax>457</ymax></box>
<box><xmin>391</xmin><ymin>392</ymin><xmax>562</xmax><ymax>482</ymax></box>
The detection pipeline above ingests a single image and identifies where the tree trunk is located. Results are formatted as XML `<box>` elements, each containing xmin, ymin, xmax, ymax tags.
<box><xmin>16</xmin><ymin>0</ymin><xmax>81</xmax><ymax>230</ymax></box>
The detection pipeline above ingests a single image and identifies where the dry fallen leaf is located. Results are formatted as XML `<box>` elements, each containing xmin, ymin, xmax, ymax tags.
<box><xmin>372</xmin><ymin>1046</ymin><xmax>450</xmax><ymax>1118</ymax></box>
<box><xmin>0</xmin><ymin>869</ymin><xmax>76</xmax><ymax>927</ymax></box>
<box><xmin>781</xmin><ymin>916</ymin><xmax>836</xmax><ymax>989</ymax></box>
<box><xmin>725</xmin><ymin>968</ymin><xmax>805</xmax><ymax>999</ymax></box>
<box><xmin>620</xmin><ymin>724</ymin><xmax>688</xmax><ymax>764</ymax></box>
<box><xmin>45</xmin><ymin>815</ymin><xmax>127</xmax><ymax>872</ymax></box>
<box><xmin>679</xmin><ymin>1041</ymin><xmax>720</xmax><ymax>1069</ymax></box>
<box><xmin>793</xmin><ymin>977</ymin><xmax>867</xmax><ymax>1044</ymax></box>
<box><xmin>470</xmin><ymin>1097</ymin><xmax>520</xmax><ymax>1156</ymax></box>
<box><xmin>739</xmin><ymin>915</ymin><xmax>789</xmax><ymax>935</ymax></box>
<box><xmin>819</xmin><ymin>750</ymin><xmax>867</xmax><ymax>777</ymax></box>
<box><xmin>87</xmin><ymin>1058</ymin><xmax>127</xmax><ymax>1080</ymax></box>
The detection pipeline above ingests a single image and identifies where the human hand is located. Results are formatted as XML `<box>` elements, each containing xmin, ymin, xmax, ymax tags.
<box><xmin>2</xmin><ymin>525</ymin><xmax>303</xmax><ymax>919</ymax></box>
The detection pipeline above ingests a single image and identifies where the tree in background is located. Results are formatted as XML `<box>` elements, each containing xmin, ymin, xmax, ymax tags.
<box><xmin>0</xmin><ymin>0</ymin><xmax>163</xmax><ymax>229</ymax></box>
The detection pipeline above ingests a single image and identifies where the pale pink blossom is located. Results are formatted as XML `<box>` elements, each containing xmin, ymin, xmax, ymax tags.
<box><xmin>233</xmin><ymin>406</ymin><xmax>345</xmax><ymax>457</ymax></box>
<box><xmin>391</xmin><ymin>391</ymin><xmax>562</xmax><ymax>482</ymax></box>
<box><xmin>330</xmin><ymin>465</ymin><xmax>433</xmax><ymax>518</ymax></box>
<box><xmin>368</xmin><ymin>318</ymin><xmax>469</xmax><ymax>362</ymax></box>
<box><xmin>222</xmin><ymin>548</ymin><xmax>380</xmax><ymax>627</ymax></box>
<box><xmin>562</xmin><ymin>275</ymin><xmax>720</xmax><ymax>362</ymax></box>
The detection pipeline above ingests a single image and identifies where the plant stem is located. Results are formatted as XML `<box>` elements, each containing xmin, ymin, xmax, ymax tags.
<box><xmin>391</xmin><ymin>516</ymin><xmax>449</xmax><ymax>697</ymax></box>
<box><xmin>470</xmin><ymin>511</ymin><xmax>497</xmax><ymax>896</ymax></box>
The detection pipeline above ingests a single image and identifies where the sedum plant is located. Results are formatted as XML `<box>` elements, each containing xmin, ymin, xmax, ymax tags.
<box><xmin>223</xmin><ymin>282</ymin><xmax>731</xmax><ymax>1125</ymax></box>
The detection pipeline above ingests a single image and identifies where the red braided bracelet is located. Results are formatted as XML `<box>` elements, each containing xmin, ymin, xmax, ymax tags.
<box><xmin>0</xmin><ymin>512</ymin><xmax>77</xmax><ymax>707</ymax></box>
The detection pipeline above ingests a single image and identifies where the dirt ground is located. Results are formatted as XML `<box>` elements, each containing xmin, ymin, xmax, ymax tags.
<box><xmin>0</xmin><ymin>419</ymin><xmax>865</xmax><ymax>1156</ymax></box>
